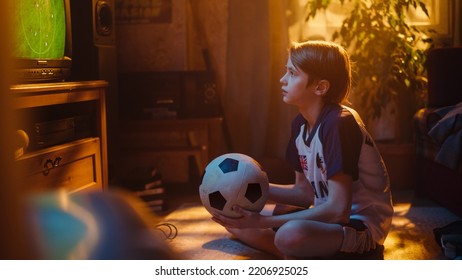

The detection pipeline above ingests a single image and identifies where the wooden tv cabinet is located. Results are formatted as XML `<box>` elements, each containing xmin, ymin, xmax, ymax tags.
<box><xmin>12</xmin><ymin>80</ymin><xmax>108</xmax><ymax>194</ymax></box>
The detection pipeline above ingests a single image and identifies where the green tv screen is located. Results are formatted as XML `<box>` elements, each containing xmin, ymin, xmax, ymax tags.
<box><xmin>13</xmin><ymin>0</ymin><xmax>66</xmax><ymax>59</ymax></box>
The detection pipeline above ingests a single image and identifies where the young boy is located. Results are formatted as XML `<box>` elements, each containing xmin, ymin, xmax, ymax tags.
<box><xmin>212</xmin><ymin>40</ymin><xmax>393</xmax><ymax>259</ymax></box>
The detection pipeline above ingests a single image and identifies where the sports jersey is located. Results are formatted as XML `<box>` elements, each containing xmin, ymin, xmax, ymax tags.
<box><xmin>286</xmin><ymin>104</ymin><xmax>393</xmax><ymax>245</ymax></box>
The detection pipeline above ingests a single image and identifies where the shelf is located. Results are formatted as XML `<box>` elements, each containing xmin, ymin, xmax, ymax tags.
<box><xmin>120</xmin><ymin>117</ymin><xmax>223</xmax><ymax>184</ymax></box>
<box><xmin>11</xmin><ymin>80</ymin><xmax>108</xmax><ymax>109</ymax></box>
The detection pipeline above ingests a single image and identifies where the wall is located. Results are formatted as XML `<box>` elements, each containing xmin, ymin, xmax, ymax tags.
<box><xmin>116</xmin><ymin>0</ymin><xmax>228</xmax><ymax>82</ymax></box>
<box><xmin>115</xmin><ymin>0</ymin><xmax>229</xmax><ymax>183</ymax></box>
<box><xmin>116</xmin><ymin>0</ymin><xmax>188</xmax><ymax>71</ymax></box>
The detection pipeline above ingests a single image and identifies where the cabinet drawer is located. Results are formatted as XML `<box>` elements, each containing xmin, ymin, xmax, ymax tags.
<box><xmin>16</xmin><ymin>138</ymin><xmax>102</xmax><ymax>193</ymax></box>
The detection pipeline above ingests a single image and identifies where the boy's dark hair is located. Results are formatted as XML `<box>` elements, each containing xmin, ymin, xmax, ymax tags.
<box><xmin>289</xmin><ymin>40</ymin><xmax>351</xmax><ymax>104</ymax></box>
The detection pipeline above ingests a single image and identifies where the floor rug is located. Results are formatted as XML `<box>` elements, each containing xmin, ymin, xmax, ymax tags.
<box><xmin>383</xmin><ymin>200</ymin><xmax>460</xmax><ymax>259</ymax></box>
<box><xmin>160</xmin><ymin>192</ymin><xmax>461</xmax><ymax>260</ymax></box>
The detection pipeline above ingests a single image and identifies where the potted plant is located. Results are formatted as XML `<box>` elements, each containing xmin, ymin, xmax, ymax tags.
<box><xmin>303</xmin><ymin>0</ymin><xmax>436</xmax><ymax>188</ymax></box>
<box><xmin>305</xmin><ymin>0</ymin><xmax>433</xmax><ymax>143</ymax></box>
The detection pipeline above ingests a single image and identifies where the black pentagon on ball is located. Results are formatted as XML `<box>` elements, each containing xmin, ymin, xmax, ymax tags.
<box><xmin>209</xmin><ymin>191</ymin><xmax>227</xmax><ymax>211</ymax></box>
<box><xmin>218</xmin><ymin>158</ymin><xmax>239</xmax><ymax>173</ymax></box>
<box><xmin>245</xmin><ymin>183</ymin><xmax>263</xmax><ymax>203</ymax></box>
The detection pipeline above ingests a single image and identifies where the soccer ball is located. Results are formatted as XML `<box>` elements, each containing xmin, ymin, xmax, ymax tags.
<box><xmin>199</xmin><ymin>153</ymin><xmax>269</xmax><ymax>218</ymax></box>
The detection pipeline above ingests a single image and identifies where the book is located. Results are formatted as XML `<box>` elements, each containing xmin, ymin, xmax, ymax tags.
<box><xmin>145</xmin><ymin>199</ymin><xmax>164</xmax><ymax>207</ymax></box>
<box><xmin>135</xmin><ymin>185</ymin><xmax>166</xmax><ymax>212</ymax></box>
<box><xmin>138</xmin><ymin>193</ymin><xmax>164</xmax><ymax>204</ymax></box>
<box><xmin>148</xmin><ymin>204</ymin><xmax>165</xmax><ymax>213</ymax></box>
<box><xmin>135</xmin><ymin>187</ymin><xmax>165</xmax><ymax>197</ymax></box>
<box><xmin>144</xmin><ymin>179</ymin><xmax>163</xmax><ymax>190</ymax></box>
<box><xmin>122</xmin><ymin>166</ymin><xmax>167</xmax><ymax>212</ymax></box>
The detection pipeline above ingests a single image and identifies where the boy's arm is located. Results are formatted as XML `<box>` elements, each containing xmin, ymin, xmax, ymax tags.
<box><xmin>212</xmin><ymin>172</ymin><xmax>352</xmax><ymax>229</ymax></box>
<box><xmin>269</xmin><ymin>171</ymin><xmax>352</xmax><ymax>225</ymax></box>
<box><xmin>268</xmin><ymin>171</ymin><xmax>314</xmax><ymax>208</ymax></box>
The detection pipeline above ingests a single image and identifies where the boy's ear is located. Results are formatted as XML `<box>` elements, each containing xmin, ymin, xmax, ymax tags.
<box><xmin>315</xmin><ymin>80</ymin><xmax>330</xmax><ymax>96</ymax></box>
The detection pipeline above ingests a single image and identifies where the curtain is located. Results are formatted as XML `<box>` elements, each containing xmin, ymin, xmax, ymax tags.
<box><xmin>225</xmin><ymin>0</ymin><xmax>298</xmax><ymax>161</ymax></box>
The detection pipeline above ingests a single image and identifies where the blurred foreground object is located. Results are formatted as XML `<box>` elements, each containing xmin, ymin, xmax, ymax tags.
<box><xmin>28</xmin><ymin>189</ymin><xmax>176</xmax><ymax>260</ymax></box>
<box><xmin>0</xmin><ymin>0</ymin><xmax>36</xmax><ymax>259</ymax></box>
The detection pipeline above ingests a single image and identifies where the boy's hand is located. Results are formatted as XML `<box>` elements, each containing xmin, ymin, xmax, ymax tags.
<box><xmin>211</xmin><ymin>205</ymin><xmax>262</xmax><ymax>229</ymax></box>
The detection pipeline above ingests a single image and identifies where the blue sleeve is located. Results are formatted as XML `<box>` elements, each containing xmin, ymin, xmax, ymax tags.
<box><xmin>321</xmin><ymin>111</ymin><xmax>362</xmax><ymax>180</ymax></box>
<box><xmin>285</xmin><ymin>114</ymin><xmax>305</xmax><ymax>173</ymax></box>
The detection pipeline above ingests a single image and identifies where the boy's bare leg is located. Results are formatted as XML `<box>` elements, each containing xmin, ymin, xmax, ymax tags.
<box><xmin>222</xmin><ymin>204</ymin><xmax>304</xmax><ymax>259</ymax></box>
<box><xmin>225</xmin><ymin>227</ymin><xmax>284</xmax><ymax>259</ymax></box>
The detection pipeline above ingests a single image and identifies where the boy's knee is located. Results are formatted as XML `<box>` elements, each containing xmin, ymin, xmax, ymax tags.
<box><xmin>274</xmin><ymin>220</ymin><xmax>307</xmax><ymax>255</ymax></box>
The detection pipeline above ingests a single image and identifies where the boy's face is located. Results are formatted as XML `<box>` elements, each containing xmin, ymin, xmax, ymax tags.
<box><xmin>280</xmin><ymin>57</ymin><xmax>316</xmax><ymax>107</ymax></box>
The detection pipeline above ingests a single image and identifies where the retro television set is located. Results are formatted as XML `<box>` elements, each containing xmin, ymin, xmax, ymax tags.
<box><xmin>12</xmin><ymin>0</ymin><xmax>72</xmax><ymax>83</ymax></box>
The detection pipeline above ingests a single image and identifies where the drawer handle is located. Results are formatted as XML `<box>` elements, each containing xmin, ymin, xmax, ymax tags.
<box><xmin>43</xmin><ymin>156</ymin><xmax>62</xmax><ymax>176</ymax></box>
